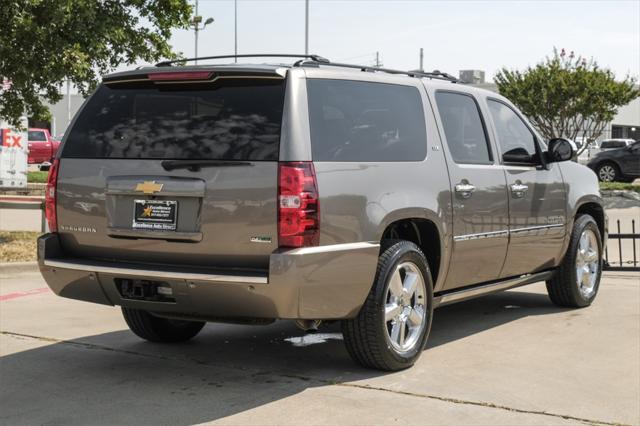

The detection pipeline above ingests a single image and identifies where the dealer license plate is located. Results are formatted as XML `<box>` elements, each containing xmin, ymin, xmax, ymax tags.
<box><xmin>132</xmin><ymin>200</ymin><xmax>178</xmax><ymax>231</ymax></box>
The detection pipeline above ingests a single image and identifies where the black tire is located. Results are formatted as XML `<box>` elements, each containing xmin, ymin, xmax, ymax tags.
<box><xmin>342</xmin><ymin>240</ymin><xmax>434</xmax><ymax>371</ymax></box>
<box><xmin>546</xmin><ymin>215</ymin><xmax>603</xmax><ymax>308</ymax></box>
<box><xmin>121</xmin><ymin>308</ymin><xmax>205</xmax><ymax>343</ymax></box>
<box><xmin>595</xmin><ymin>161</ymin><xmax>620</xmax><ymax>182</ymax></box>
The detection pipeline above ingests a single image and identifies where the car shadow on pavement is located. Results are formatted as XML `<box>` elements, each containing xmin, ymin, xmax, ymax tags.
<box><xmin>0</xmin><ymin>289</ymin><xmax>569</xmax><ymax>424</ymax></box>
<box><xmin>428</xmin><ymin>289</ymin><xmax>571</xmax><ymax>348</ymax></box>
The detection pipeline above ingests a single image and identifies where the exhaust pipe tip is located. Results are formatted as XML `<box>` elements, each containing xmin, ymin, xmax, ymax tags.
<box><xmin>294</xmin><ymin>319</ymin><xmax>322</xmax><ymax>333</ymax></box>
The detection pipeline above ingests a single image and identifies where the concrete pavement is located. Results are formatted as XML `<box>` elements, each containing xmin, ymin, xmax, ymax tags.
<box><xmin>1</xmin><ymin>270</ymin><xmax>638</xmax><ymax>425</ymax></box>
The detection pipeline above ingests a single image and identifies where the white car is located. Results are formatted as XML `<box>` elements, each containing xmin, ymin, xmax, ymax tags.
<box><xmin>598</xmin><ymin>138</ymin><xmax>636</xmax><ymax>151</ymax></box>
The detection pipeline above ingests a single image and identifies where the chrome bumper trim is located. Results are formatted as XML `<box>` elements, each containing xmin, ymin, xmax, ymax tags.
<box><xmin>284</xmin><ymin>242</ymin><xmax>380</xmax><ymax>255</ymax></box>
<box><xmin>42</xmin><ymin>259</ymin><xmax>268</xmax><ymax>284</ymax></box>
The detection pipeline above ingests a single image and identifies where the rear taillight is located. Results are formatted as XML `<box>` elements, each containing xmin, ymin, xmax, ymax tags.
<box><xmin>278</xmin><ymin>162</ymin><xmax>320</xmax><ymax>248</ymax></box>
<box><xmin>45</xmin><ymin>159</ymin><xmax>59</xmax><ymax>232</ymax></box>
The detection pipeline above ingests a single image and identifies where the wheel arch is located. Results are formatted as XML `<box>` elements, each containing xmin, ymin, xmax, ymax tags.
<box><xmin>377</xmin><ymin>211</ymin><xmax>448</xmax><ymax>290</ymax></box>
<box><xmin>575</xmin><ymin>201</ymin><xmax>607</xmax><ymax>245</ymax></box>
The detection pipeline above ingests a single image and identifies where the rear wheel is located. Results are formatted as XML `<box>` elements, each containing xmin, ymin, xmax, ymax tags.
<box><xmin>546</xmin><ymin>215</ymin><xmax>602</xmax><ymax>307</ymax></box>
<box><xmin>121</xmin><ymin>308</ymin><xmax>205</xmax><ymax>343</ymax></box>
<box><xmin>596</xmin><ymin>162</ymin><xmax>620</xmax><ymax>182</ymax></box>
<box><xmin>342</xmin><ymin>240</ymin><xmax>434</xmax><ymax>371</ymax></box>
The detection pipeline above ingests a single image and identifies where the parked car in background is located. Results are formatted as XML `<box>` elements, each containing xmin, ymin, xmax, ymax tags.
<box><xmin>587</xmin><ymin>140</ymin><xmax>640</xmax><ymax>182</ymax></box>
<box><xmin>598</xmin><ymin>139</ymin><xmax>636</xmax><ymax>152</ymax></box>
<box><xmin>28</xmin><ymin>128</ymin><xmax>60</xmax><ymax>165</ymax></box>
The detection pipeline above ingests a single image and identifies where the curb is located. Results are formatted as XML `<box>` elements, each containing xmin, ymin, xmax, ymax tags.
<box><xmin>600</xmin><ymin>190</ymin><xmax>640</xmax><ymax>202</ymax></box>
<box><xmin>0</xmin><ymin>261</ymin><xmax>39</xmax><ymax>274</ymax></box>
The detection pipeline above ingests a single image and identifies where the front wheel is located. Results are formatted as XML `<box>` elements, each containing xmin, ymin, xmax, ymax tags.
<box><xmin>546</xmin><ymin>215</ymin><xmax>603</xmax><ymax>307</ymax></box>
<box><xmin>342</xmin><ymin>240</ymin><xmax>434</xmax><ymax>371</ymax></box>
<box><xmin>596</xmin><ymin>162</ymin><xmax>620</xmax><ymax>182</ymax></box>
<box><xmin>122</xmin><ymin>308</ymin><xmax>205</xmax><ymax>343</ymax></box>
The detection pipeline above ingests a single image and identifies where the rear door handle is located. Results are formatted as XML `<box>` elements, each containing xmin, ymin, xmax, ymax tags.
<box><xmin>510</xmin><ymin>182</ymin><xmax>528</xmax><ymax>198</ymax></box>
<box><xmin>455</xmin><ymin>182</ymin><xmax>476</xmax><ymax>198</ymax></box>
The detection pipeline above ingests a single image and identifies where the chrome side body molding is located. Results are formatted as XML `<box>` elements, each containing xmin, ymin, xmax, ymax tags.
<box><xmin>453</xmin><ymin>224</ymin><xmax>564</xmax><ymax>242</ymax></box>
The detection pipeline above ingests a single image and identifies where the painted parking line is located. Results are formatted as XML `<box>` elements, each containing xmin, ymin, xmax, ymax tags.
<box><xmin>0</xmin><ymin>288</ymin><xmax>50</xmax><ymax>302</ymax></box>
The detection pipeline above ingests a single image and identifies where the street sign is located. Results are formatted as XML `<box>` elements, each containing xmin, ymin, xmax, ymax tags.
<box><xmin>0</xmin><ymin>117</ymin><xmax>28</xmax><ymax>189</ymax></box>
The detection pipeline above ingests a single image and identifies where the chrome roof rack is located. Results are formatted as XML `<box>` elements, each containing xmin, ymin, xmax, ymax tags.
<box><xmin>295</xmin><ymin>59</ymin><xmax>458</xmax><ymax>82</ymax></box>
<box><xmin>154</xmin><ymin>53</ymin><xmax>457</xmax><ymax>82</ymax></box>
<box><xmin>156</xmin><ymin>53</ymin><xmax>329</xmax><ymax>67</ymax></box>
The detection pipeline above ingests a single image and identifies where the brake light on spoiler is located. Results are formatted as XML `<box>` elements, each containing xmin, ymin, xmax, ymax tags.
<box><xmin>278</xmin><ymin>162</ymin><xmax>320</xmax><ymax>248</ymax></box>
<box><xmin>148</xmin><ymin>71</ymin><xmax>213</xmax><ymax>81</ymax></box>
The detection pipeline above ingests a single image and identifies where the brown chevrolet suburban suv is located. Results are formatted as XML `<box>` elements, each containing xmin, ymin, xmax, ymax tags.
<box><xmin>39</xmin><ymin>54</ymin><xmax>606</xmax><ymax>371</ymax></box>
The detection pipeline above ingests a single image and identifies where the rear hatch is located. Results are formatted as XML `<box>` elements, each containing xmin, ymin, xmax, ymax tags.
<box><xmin>55</xmin><ymin>69</ymin><xmax>286</xmax><ymax>271</ymax></box>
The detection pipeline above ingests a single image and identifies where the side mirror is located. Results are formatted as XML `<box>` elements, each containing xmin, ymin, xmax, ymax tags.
<box><xmin>546</xmin><ymin>138</ymin><xmax>573</xmax><ymax>163</ymax></box>
<box><xmin>502</xmin><ymin>147</ymin><xmax>534</xmax><ymax>164</ymax></box>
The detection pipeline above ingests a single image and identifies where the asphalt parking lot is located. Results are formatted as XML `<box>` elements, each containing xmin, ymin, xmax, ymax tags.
<box><xmin>1</xmin><ymin>269</ymin><xmax>638</xmax><ymax>425</ymax></box>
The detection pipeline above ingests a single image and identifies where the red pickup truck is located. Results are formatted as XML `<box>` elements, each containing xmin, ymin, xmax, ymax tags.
<box><xmin>28</xmin><ymin>128</ymin><xmax>60</xmax><ymax>164</ymax></box>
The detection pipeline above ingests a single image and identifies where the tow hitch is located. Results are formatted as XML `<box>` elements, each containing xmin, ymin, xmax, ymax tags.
<box><xmin>116</xmin><ymin>278</ymin><xmax>175</xmax><ymax>302</ymax></box>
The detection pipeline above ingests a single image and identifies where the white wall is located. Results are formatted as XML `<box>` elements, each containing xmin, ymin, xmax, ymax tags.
<box><xmin>611</xmin><ymin>97</ymin><xmax>640</xmax><ymax>126</ymax></box>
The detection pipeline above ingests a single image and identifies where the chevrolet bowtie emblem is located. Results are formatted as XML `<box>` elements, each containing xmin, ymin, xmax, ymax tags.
<box><xmin>135</xmin><ymin>181</ymin><xmax>163</xmax><ymax>194</ymax></box>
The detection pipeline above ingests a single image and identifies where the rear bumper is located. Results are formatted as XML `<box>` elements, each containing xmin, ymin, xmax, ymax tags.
<box><xmin>38</xmin><ymin>234</ymin><xmax>379</xmax><ymax>320</ymax></box>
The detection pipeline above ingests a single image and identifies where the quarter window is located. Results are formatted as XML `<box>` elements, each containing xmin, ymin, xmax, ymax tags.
<box><xmin>487</xmin><ymin>100</ymin><xmax>538</xmax><ymax>164</ymax></box>
<box><xmin>434</xmin><ymin>92</ymin><xmax>492</xmax><ymax>164</ymax></box>
<box><xmin>307</xmin><ymin>79</ymin><xmax>427</xmax><ymax>162</ymax></box>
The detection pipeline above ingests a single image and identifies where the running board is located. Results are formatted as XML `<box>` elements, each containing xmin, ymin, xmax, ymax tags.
<box><xmin>434</xmin><ymin>270</ymin><xmax>555</xmax><ymax>307</ymax></box>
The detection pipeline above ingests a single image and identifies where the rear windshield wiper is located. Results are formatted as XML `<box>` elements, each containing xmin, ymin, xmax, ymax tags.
<box><xmin>161</xmin><ymin>160</ymin><xmax>254</xmax><ymax>172</ymax></box>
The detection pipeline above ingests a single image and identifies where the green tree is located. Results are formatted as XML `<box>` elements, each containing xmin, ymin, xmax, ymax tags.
<box><xmin>0</xmin><ymin>0</ymin><xmax>192</xmax><ymax>127</ymax></box>
<box><xmin>495</xmin><ymin>48</ymin><xmax>639</xmax><ymax>154</ymax></box>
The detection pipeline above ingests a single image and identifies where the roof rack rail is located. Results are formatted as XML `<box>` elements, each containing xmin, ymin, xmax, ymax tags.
<box><xmin>156</xmin><ymin>53</ymin><xmax>330</xmax><ymax>67</ymax></box>
<box><xmin>295</xmin><ymin>60</ymin><xmax>458</xmax><ymax>82</ymax></box>
<box><xmin>154</xmin><ymin>53</ymin><xmax>457</xmax><ymax>83</ymax></box>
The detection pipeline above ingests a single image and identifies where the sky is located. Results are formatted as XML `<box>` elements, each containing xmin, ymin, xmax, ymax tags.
<box><xmin>162</xmin><ymin>0</ymin><xmax>640</xmax><ymax>81</ymax></box>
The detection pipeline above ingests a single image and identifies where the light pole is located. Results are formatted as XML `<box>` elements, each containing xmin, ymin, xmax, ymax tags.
<box><xmin>234</xmin><ymin>0</ymin><xmax>238</xmax><ymax>62</ymax></box>
<box><xmin>190</xmin><ymin>0</ymin><xmax>214</xmax><ymax>64</ymax></box>
<box><xmin>305</xmin><ymin>0</ymin><xmax>309</xmax><ymax>55</ymax></box>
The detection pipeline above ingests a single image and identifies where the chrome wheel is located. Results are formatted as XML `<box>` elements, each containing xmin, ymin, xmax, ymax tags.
<box><xmin>598</xmin><ymin>164</ymin><xmax>616</xmax><ymax>182</ymax></box>
<box><xmin>575</xmin><ymin>229</ymin><xmax>599</xmax><ymax>298</ymax></box>
<box><xmin>384</xmin><ymin>261</ymin><xmax>427</xmax><ymax>353</ymax></box>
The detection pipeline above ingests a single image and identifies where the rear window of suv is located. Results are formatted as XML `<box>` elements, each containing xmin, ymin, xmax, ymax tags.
<box><xmin>62</xmin><ymin>78</ymin><xmax>286</xmax><ymax>161</ymax></box>
<box><xmin>307</xmin><ymin>79</ymin><xmax>427</xmax><ymax>162</ymax></box>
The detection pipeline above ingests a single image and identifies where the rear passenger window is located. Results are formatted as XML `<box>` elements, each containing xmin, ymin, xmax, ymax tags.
<box><xmin>307</xmin><ymin>79</ymin><xmax>427</xmax><ymax>162</ymax></box>
<box><xmin>435</xmin><ymin>92</ymin><xmax>492</xmax><ymax>164</ymax></box>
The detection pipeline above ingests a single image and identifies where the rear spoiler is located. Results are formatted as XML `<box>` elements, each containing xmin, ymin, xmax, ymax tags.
<box><xmin>102</xmin><ymin>68</ymin><xmax>287</xmax><ymax>85</ymax></box>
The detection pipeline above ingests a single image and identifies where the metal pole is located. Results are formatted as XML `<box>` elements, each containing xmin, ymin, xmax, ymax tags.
<box><xmin>305</xmin><ymin>0</ymin><xmax>309</xmax><ymax>55</ymax></box>
<box><xmin>419</xmin><ymin>48</ymin><xmax>424</xmax><ymax>72</ymax></box>
<box><xmin>194</xmin><ymin>0</ymin><xmax>199</xmax><ymax>64</ymax></box>
<box><xmin>66</xmin><ymin>79</ymin><xmax>71</xmax><ymax>127</ymax></box>
<box><xmin>234</xmin><ymin>0</ymin><xmax>238</xmax><ymax>62</ymax></box>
